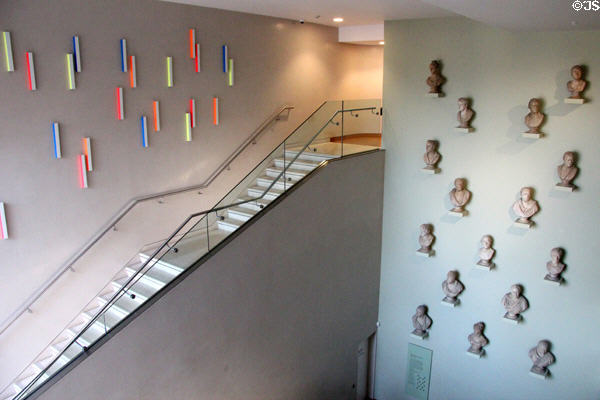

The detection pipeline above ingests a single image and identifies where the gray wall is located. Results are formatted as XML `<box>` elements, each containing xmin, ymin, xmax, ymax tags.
<box><xmin>0</xmin><ymin>0</ymin><xmax>382</xmax><ymax>384</ymax></box>
<box><xmin>33</xmin><ymin>150</ymin><xmax>384</xmax><ymax>400</ymax></box>
<box><xmin>376</xmin><ymin>17</ymin><xmax>600</xmax><ymax>400</ymax></box>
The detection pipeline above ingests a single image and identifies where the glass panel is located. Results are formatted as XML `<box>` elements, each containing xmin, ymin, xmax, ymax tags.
<box><xmin>340</xmin><ymin>99</ymin><xmax>382</xmax><ymax>156</ymax></box>
<box><xmin>13</xmin><ymin>99</ymin><xmax>383</xmax><ymax>400</ymax></box>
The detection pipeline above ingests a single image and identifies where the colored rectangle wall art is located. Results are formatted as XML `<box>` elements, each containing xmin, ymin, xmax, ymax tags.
<box><xmin>190</xmin><ymin>98</ymin><xmax>196</xmax><ymax>127</ymax></box>
<box><xmin>189</xmin><ymin>29</ymin><xmax>195</xmax><ymax>59</ymax></box>
<box><xmin>72</xmin><ymin>35</ymin><xmax>81</xmax><ymax>72</ymax></box>
<box><xmin>185</xmin><ymin>112</ymin><xmax>192</xmax><ymax>142</ymax></box>
<box><xmin>195</xmin><ymin>43</ymin><xmax>201</xmax><ymax>73</ymax></box>
<box><xmin>140</xmin><ymin>116</ymin><xmax>148</xmax><ymax>148</ymax></box>
<box><xmin>0</xmin><ymin>202</ymin><xmax>8</xmax><ymax>240</ymax></box>
<box><xmin>213</xmin><ymin>97</ymin><xmax>219</xmax><ymax>125</ymax></box>
<box><xmin>2</xmin><ymin>31</ymin><xmax>14</xmax><ymax>72</ymax></box>
<box><xmin>153</xmin><ymin>100</ymin><xmax>160</xmax><ymax>131</ymax></box>
<box><xmin>115</xmin><ymin>86</ymin><xmax>124</xmax><ymax>120</ymax></box>
<box><xmin>222</xmin><ymin>45</ymin><xmax>228</xmax><ymax>73</ymax></box>
<box><xmin>52</xmin><ymin>122</ymin><xmax>62</xmax><ymax>159</ymax></box>
<box><xmin>82</xmin><ymin>137</ymin><xmax>93</xmax><ymax>171</ymax></box>
<box><xmin>228</xmin><ymin>59</ymin><xmax>234</xmax><ymax>86</ymax></box>
<box><xmin>26</xmin><ymin>52</ymin><xmax>36</xmax><ymax>90</ymax></box>
<box><xmin>166</xmin><ymin>56</ymin><xmax>173</xmax><ymax>87</ymax></box>
<box><xmin>78</xmin><ymin>155</ymin><xmax>88</xmax><ymax>188</ymax></box>
<box><xmin>120</xmin><ymin>39</ymin><xmax>127</xmax><ymax>72</ymax></box>
<box><xmin>129</xmin><ymin>55</ymin><xmax>137</xmax><ymax>88</ymax></box>
<box><xmin>66</xmin><ymin>53</ymin><xmax>76</xmax><ymax>90</ymax></box>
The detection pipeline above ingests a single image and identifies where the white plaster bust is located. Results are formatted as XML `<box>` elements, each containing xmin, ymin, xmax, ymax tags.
<box><xmin>417</xmin><ymin>224</ymin><xmax>435</xmax><ymax>254</ymax></box>
<box><xmin>423</xmin><ymin>140</ymin><xmax>441</xmax><ymax>170</ymax></box>
<box><xmin>557</xmin><ymin>151</ymin><xmax>578</xmax><ymax>188</ymax></box>
<box><xmin>567</xmin><ymin>65</ymin><xmax>587</xmax><ymax>99</ymax></box>
<box><xmin>545</xmin><ymin>247</ymin><xmax>566</xmax><ymax>282</ymax></box>
<box><xmin>449</xmin><ymin>178</ymin><xmax>471</xmax><ymax>212</ymax></box>
<box><xmin>529</xmin><ymin>340</ymin><xmax>555</xmax><ymax>376</ymax></box>
<box><xmin>411</xmin><ymin>305</ymin><xmax>432</xmax><ymax>337</ymax></box>
<box><xmin>426</xmin><ymin>60</ymin><xmax>445</xmax><ymax>94</ymax></box>
<box><xmin>512</xmin><ymin>187</ymin><xmax>539</xmax><ymax>224</ymax></box>
<box><xmin>501</xmin><ymin>284</ymin><xmax>529</xmax><ymax>320</ymax></box>
<box><xmin>456</xmin><ymin>97</ymin><xmax>474</xmax><ymax>129</ymax></box>
<box><xmin>524</xmin><ymin>98</ymin><xmax>544</xmax><ymax>134</ymax></box>
<box><xmin>467</xmin><ymin>322</ymin><xmax>489</xmax><ymax>355</ymax></box>
<box><xmin>442</xmin><ymin>270</ymin><xmax>464</xmax><ymax>305</ymax></box>
<box><xmin>477</xmin><ymin>235</ymin><xmax>495</xmax><ymax>267</ymax></box>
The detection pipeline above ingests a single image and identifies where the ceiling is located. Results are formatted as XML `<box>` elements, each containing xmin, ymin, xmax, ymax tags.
<box><xmin>160</xmin><ymin>0</ymin><xmax>454</xmax><ymax>26</ymax></box>
<box><xmin>422</xmin><ymin>0</ymin><xmax>600</xmax><ymax>31</ymax></box>
<box><xmin>162</xmin><ymin>0</ymin><xmax>600</xmax><ymax>31</ymax></box>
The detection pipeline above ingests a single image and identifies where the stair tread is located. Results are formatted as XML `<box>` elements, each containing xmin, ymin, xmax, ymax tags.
<box><xmin>218</xmin><ymin>217</ymin><xmax>243</xmax><ymax>227</ymax></box>
<box><xmin>227</xmin><ymin>206</ymin><xmax>257</xmax><ymax>217</ymax></box>
<box><xmin>265</xmin><ymin>166</ymin><xmax>308</xmax><ymax>176</ymax></box>
<box><xmin>274</xmin><ymin>157</ymin><xmax>322</xmax><ymax>166</ymax></box>
<box><xmin>247</xmin><ymin>185</ymin><xmax>283</xmax><ymax>195</ymax></box>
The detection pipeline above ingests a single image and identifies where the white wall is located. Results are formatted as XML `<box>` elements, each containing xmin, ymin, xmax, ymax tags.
<box><xmin>32</xmin><ymin>151</ymin><xmax>384</xmax><ymax>400</ymax></box>
<box><xmin>0</xmin><ymin>0</ymin><xmax>382</xmax><ymax>388</ymax></box>
<box><xmin>376</xmin><ymin>17</ymin><xmax>600</xmax><ymax>400</ymax></box>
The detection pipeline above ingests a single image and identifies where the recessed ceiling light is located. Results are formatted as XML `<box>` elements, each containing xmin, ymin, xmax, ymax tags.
<box><xmin>379</xmin><ymin>41</ymin><xmax>385</xmax><ymax>45</ymax></box>
<box><xmin>333</xmin><ymin>17</ymin><xmax>344</xmax><ymax>23</ymax></box>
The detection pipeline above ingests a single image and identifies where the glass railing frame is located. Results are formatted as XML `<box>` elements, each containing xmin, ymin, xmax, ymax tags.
<box><xmin>13</xmin><ymin>101</ymin><xmax>381</xmax><ymax>400</ymax></box>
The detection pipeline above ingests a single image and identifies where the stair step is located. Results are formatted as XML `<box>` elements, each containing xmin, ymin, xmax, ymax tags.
<box><xmin>0</xmin><ymin>384</ymin><xmax>20</xmax><ymax>400</ymax></box>
<box><xmin>273</xmin><ymin>157</ymin><xmax>322</xmax><ymax>171</ymax></box>
<box><xmin>237</xmin><ymin>197</ymin><xmax>271</xmax><ymax>212</ymax></box>
<box><xmin>284</xmin><ymin>149</ymin><xmax>337</xmax><ymax>162</ymax></box>
<box><xmin>256</xmin><ymin>175</ymin><xmax>295</xmax><ymax>191</ymax></box>
<box><xmin>226</xmin><ymin>206</ymin><xmax>257</xmax><ymax>222</ymax></box>
<box><xmin>247</xmin><ymin>185</ymin><xmax>283</xmax><ymax>200</ymax></box>
<box><xmin>124</xmin><ymin>266</ymin><xmax>169</xmax><ymax>291</ymax></box>
<box><xmin>265</xmin><ymin>166</ymin><xmax>307</xmax><ymax>181</ymax></box>
<box><xmin>217</xmin><ymin>217</ymin><xmax>243</xmax><ymax>232</ymax></box>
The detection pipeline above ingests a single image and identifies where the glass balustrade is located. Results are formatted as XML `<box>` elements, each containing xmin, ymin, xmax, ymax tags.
<box><xmin>13</xmin><ymin>99</ymin><xmax>381</xmax><ymax>400</ymax></box>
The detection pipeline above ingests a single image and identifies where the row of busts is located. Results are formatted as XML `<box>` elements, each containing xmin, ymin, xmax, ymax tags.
<box><xmin>411</xmin><ymin>306</ymin><xmax>556</xmax><ymax>377</ymax></box>
<box><xmin>423</xmin><ymin>141</ymin><xmax>579</xmax><ymax>193</ymax></box>
<box><xmin>417</xmin><ymin>228</ymin><xmax>567</xmax><ymax>283</ymax></box>
<box><xmin>427</xmin><ymin>60</ymin><xmax>588</xmax><ymax>100</ymax></box>
<box><xmin>427</xmin><ymin>62</ymin><xmax>588</xmax><ymax>137</ymax></box>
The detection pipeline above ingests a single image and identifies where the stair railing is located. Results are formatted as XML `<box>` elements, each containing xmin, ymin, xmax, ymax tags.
<box><xmin>0</xmin><ymin>105</ymin><xmax>294</xmax><ymax>337</ymax></box>
<box><xmin>12</xmin><ymin>99</ymin><xmax>382</xmax><ymax>400</ymax></box>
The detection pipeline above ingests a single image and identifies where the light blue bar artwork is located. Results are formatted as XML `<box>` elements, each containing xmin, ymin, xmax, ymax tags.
<box><xmin>52</xmin><ymin>122</ymin><xmax>61</xmax><ymax>159</ymax></box>
<box><xmin>140</xmin><ymin>116</ymin><xmax>148</xmax><ymax>148</ymax></box>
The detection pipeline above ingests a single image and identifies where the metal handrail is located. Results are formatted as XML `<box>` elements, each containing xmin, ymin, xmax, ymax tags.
<box><xmin>0</xmin><ymin>105</ymin><xmax>294</xmax><ymax>336</ymax></box>
<box><xmin>12</xmin><ymin>104</ymin><xmax>379</xmax><ymax>400</ymax></box>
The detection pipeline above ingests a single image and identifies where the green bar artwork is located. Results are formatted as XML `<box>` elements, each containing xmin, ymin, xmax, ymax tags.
<box><xmin>406</xmin><ymin>343</ymin><xmax>432</xmax><ymax>400</ymax></box>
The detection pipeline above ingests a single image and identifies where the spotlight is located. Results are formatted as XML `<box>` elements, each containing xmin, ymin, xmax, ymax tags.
<box><xmin>333</xmin><ymin>17</ymin><xmax>344</xmax><ymax>23</ymax></box>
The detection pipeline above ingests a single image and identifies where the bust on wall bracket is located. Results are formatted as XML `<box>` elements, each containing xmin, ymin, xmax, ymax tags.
<box><xmin>564</xmin><ymin>65</ymin><xmax>587</xmax><ymax>104</ymax></box>
<box><xmin>416</xmin><ymin>223</ymin><xmax>435</xmax><ymax>257</ymax></box>
<box><xmin>555</xmin><ymin>151</ymin><xmax>578</xmax><ymax>192</ymax></box>
<box><xmin>544</xmin><ymin>247</ymin><xmax>566</xmax><ymax>285</ymax></box>
<box><xmin>501</xmin><ymin>284</ymin><xmax>529</xmax><ymax>324</ymax></box>
<box><xmin>411</xmin><ymin>305</ymin><xmax>432</xmax><ymax>340</ymax></box>
<box><xmin>522</xmin><ymin>98</ymin><xmax>545</xmax><ymax>139</ymax></box>
<box><xmin>426</xmin><ymin>60</ymin><xmax>446</xmax><ymax>97</ymax></box>
<box><xmin>422</xmin><ymin>139</ymin><xmax>441</xmax><ymax>174</ymax></box>
<box><xmin>441</xmin><ymin>270</ymin><xmax>464</xmax><ymax>307</ymax></box>
<box><xmin>449</xmin><ymin>178</ymin><xmax>471</xmax><ymax>217</ymax></box>
<box><xmin>529</xmin><ymin>340</ymin><xmax>555</xmax><ymax>379</ymax></box>
<box><xmin>454</xmin><ymin>97</ymin><xmax>474</xmax><ymax>133</ymax></box>
<box><xmin>467</xmin><ymin>322</ymin><xmax>489</xmax><ymax>358</ymax></box>
<box><xmin>512</xmin><ymin>187</ymin><xmax>539</xmax><ymax>228</ymax></box>
<box><xmin>476</xmin><ymin>235</ymin><xmax>495</xmax><ymax>270</ymax></box>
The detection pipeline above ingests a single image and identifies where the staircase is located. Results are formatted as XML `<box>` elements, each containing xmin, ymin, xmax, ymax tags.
<box><xmin>1</xmin><ymin>99</ymin><xmax>381</xmax><ymax>400</ymax></box>
<box><xmin>0</xmin><ymin>147</ymin><xmax>345</xmax><ymax>400</ymax></box>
